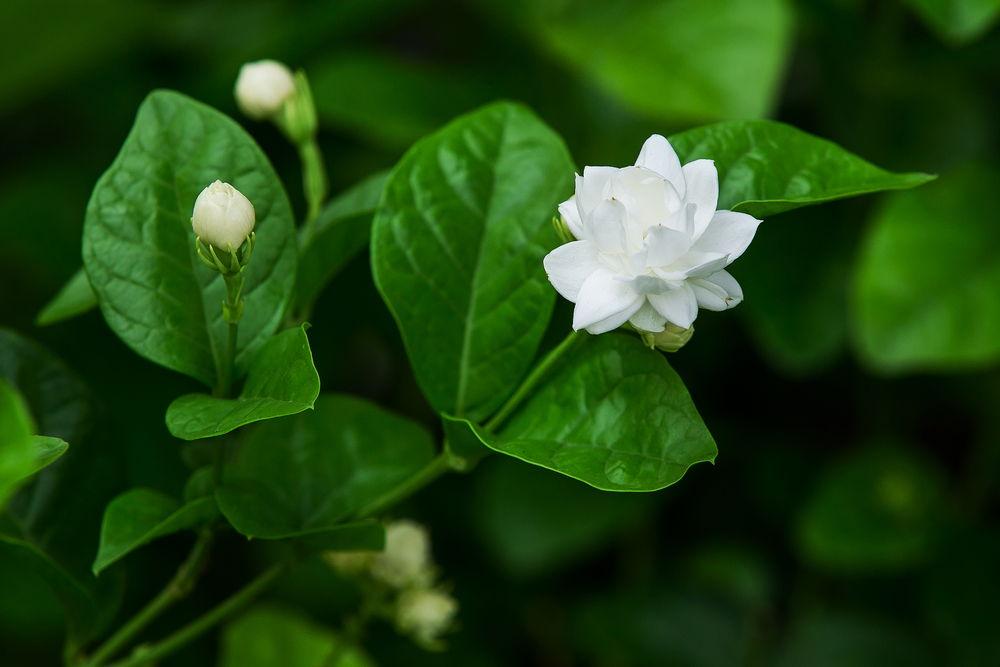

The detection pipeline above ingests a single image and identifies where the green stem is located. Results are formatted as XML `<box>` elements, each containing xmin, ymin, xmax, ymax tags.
<box><xmin>215</xmin><ymin>273</ymin><xmax>243</xmax><ymax>398</ymax></box>
<box><xmin>485</xmin><ymin>330</ymin><xmax>579</xmax><ymax>432</ymax></box>
<box><xmin>104</xmin><ymin>563</ymin><xmax>287</xmax><ymax>667</ymax></box>
<box><xmin>84</xmin><ymin>531</ymin><xmax>213</xmax><ymax>667</ymax></box>
<box><xmin>298</xmin><ymin>138</ymin><xmax>327</xmax><ymax>243</ymax></box>
<box><xmin>358</xmin><ymin>454</ymin><xmax>453</xmax><ymax>517</ymax></box>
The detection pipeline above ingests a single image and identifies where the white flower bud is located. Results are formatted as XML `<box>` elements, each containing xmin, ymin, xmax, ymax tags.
<box><xmin>323</xmin><ymin>550</ymin><xmax>376</xmax><ymax>576</ymax></box>
<box><xmin>396</xmin><ymin>588</ymin><xmax>457</xmax><ymax>649</ymax></box>
<box><xmin>191</xmin><ymin>181</ymin><xmax>255</xmax><ymax>251</ymax></box>
<box><xmin>371</xmin><ymin>520</ymin><xmax>432</xmax><ymax>589</ymax></box>
<box><xmin>234</xmin><ymin>60</ymin><xmax>296</xmax><ymax>120</ymax></box>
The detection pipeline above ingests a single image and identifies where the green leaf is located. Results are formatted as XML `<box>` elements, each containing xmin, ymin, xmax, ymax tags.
<box><xmin>853</xmin><ymin>170</ymin><xmax>1000</xmax><ymax>372</ymax></box>
<box><xmin>774</xmin><ymin>610</ymin><xmax>935</xmax><ymax>667</ymax></box>
<box><xmin>511</xmin><ymin>0</ymin><xmax>792</xmax><ymax>122</ymax></box>
<box><xmin>216</xmin><ymin>394</ymin><xmax>435</xmax><ymax>538</ymax></box>
<box><xmin>36</xmin><ymin>268</ymin><xmax>97</xmax><ymax>326</ymax></box>
<box><xmin>475</xmin><ymin>457</ymin><xmax>652</xmax><ymax>577</ymax></box>
<box><xmin>311</xmin><ymin>51</ymin><xmax>489</xmax><ymax>149</ymax></box>
<box><xmin>93</xmin><ymin>489</ymin><xmax>217</xmax><ymax>575</ymax></box>
<box><xmin>372</xmin><ymin>101</ymin><xmax>574</xmax><ymax>420</ymax></box>
<box><xmin>450</xmin><ymin>333</ymin><xmax>717</xmax><ymax>491</ymax></box>
<box><xmin>82</xmin><ymin>89</ymin><xmax>297</xmax><ymax>387</ymax></box>
<box><xmin>27</xmin><ymin>436</ymin><xmax>70</xmax><ymax>476</ymax></box>
<box><xmin>904</xmin><ymin>0</ymin><xmax>1000</xmax><ymax>44</ymax></box>
<box><xmin>796</xmin><ymin>444</ymin><xmax>947</xmax><ymax>573</ymax></box>
<box><xmin>0</xmin><ymin>533</ymin><xmax>121</xmax><ymax>650</ymax></box>
<box><xmin>296</xmin><ymin>170</ymin><xmax>388</xmax><ymax>312</ymax></box>
<box><xmin>221</xmin><ymin>605</ymin><xmax>372</xmax><ymax>667</ymax></box>
<box><xmin>669</xmin><ymin>120</ymin><xmax>935</xmax><ymax>218</ymax></box>
<box><xmin>165</xmin><ymin>325</ymin><xmax>320</xmax><ymax>440</ymax></box>
<box><xmin>0</xmin><ymin>380</ymin><xmax>36</xmax><ymax>506</ymax></box>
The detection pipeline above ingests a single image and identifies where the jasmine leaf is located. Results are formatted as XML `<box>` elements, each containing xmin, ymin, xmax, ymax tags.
<box><xmin>0</xmin><ymin>380</ymin><xmax>37</xmax><ymax>506</ymax></box>
<box><xmin>221</xmin><ymin>605</ymin><xmax>372</xmax><ymax>667</ymax></box>
<box><xmin>296</xmin><ymin>170</ymin><xmax>389</xmax><ymax>312</ymax></box>
<box><xmin>82</xmin><ymin>90</ymin><xmax>297</xmax><ymax>388</ymax></box>
<box><xmin>669</xmin><ymin>120</ymin><xmax>935</xmax><ymax>218</ymax></box>
<box><xmin>447</xmin><ymin>333</ymin><xmax>717</xmax><ymax>492</ymax></box>
<box><xmin>372</xmin><ymin>102</ymin><xmax>574</xmax><ymax>421</ymax></box>
<box><xmin>904</xmin><ymin>0</ymin><xmax>1000</xmax><ymax>44</ymax></box>
<box><xmin>93</xmin><ymin>489</ymin><xmax>217</xmax><ymax>575</ymax></box>
<box><xmin>501</xmin><ymin>0</ymin><xmax>792</xmax><ymax>122</ymax></box>
<box><xmin>166</xmin><ymin>325</ymin><xmax>320</xmax><ymax>441</ymax></box>
<box><xmin>216</xmin><ymin>395</ymin><xmax>435</xmax><ymax>538</ymax></box>
<box><xmin>853</xmin><ymin>171</ymin><xmax>1000</xmax><ymax>371</ymax></box>
<box><xmin>36</xmin><ymin>269</ymin><xmax>97</xmax><ymax>326</ymax></box>
<box><xmin>796</xmin><ymin>445</ymin><xmax>947</xmax><ymax>573</ymax></box>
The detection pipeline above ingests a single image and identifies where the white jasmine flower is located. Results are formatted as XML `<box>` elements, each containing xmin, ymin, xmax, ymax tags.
<box><xmin>543</xmin><ymin>135</ymin><xmax>762</xmax><ymax>335</ymax></box>
<box><xmin>191</xmin><ymin>181</ymin><xmax>255</xmax><ymax>251</ymax></box>
<box><xmin>371</xmin><ymin>520</ymin><xmax>433</xmax><ymax>589</ymax></box>
<box><xmin>396</xmin><ymin>588</ymin><xmax>458</xmax><ymax>649</ymax></box>
<box><xmin>234</xmin><ymin>60</ymin><xmax>296</xmax><ymax>120</ymax></box>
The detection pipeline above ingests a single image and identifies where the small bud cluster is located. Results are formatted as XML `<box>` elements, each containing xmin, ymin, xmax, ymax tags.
<box><xmin>324</xmin><ymin>520</ymin><xmax>457</xmax><ymax>650</ymax></box>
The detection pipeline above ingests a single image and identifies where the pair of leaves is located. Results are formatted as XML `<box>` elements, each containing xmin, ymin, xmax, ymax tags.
<box><xmin>0</xmin><ymin>381</ymin><xmax>68</xmax><ymax>506</ymax></box>
<box><xmin>216</xmin><ymin>394</ymin><xmax>435</xmax><ymax>538</ymax></box>
<box><xmin>165</xmin><ymin>325</ymin><xmax>320</xmax><ymax>440</ymax></box>
<box><xmin>82</xmin><ymin>89</ymin><xmax>297</xmax><ymax>388</ymax></box>
<box><xmin>373</xmin><ymin>101</ymin><xmax>931</xmax><ymax>491</ymax></box>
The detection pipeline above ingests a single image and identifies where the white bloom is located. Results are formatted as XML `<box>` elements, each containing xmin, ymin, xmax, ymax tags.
<box><xmin>543</xmin><ymin>135</ymin><xmax>762</xmax><ymax>335</ymax></box>
<box><xmin>234</xmin><ymin>60</ymin><xmax>296</xmax><ymax>120</ymax></box>
<box><xmin>191</xmin><ymin>181</ymin><xmax>256</xmax><ymax>251</ymax></box>
<box><xmin>371</xmin><ymin>520</ymin><xmax>432</xmax><ymax>588</ymax></box>
<box><xmin>396</xmin><ymin>588</ymin><xmax>457</xmax><ymax>648</ymax></box>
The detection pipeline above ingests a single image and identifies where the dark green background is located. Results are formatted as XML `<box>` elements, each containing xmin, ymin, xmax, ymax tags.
<box><xmin>2</xmin><ymin>0</ymin><xmax>999</xmax><ymax>665</ymax></box>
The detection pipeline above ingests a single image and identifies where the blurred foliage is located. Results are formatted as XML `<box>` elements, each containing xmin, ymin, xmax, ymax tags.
<box><xmin>2</xmin><ymin>0</ymin><xmax>1000</xmax><ymax>665</ymax></box>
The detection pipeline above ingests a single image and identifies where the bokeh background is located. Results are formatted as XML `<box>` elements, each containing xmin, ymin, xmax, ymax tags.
<box><xmin>3</xmin><ymin>0</ymin><xmax>1000</xmax><ymax>665</ymax></box>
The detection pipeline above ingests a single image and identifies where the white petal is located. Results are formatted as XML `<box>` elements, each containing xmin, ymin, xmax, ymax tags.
<box><xmin>647</xmin><ymin>283</ymin><xmax>699</xmax><ymax>329</ymax></box>
<box><xmin>576</xmin><ymin>167</ymin><xmax>617</xmax><ymax>216</ymax></box>
<box><xmin>682</xmin><ymin>160</ymin><xmax>719</xmax><ymax>237</ymax></box>
<box><xmin>558</xmin><ymin>197</ymin><xmax>585</xmax><ymax>239</ymax></box>
<box><xmin>691</xmin><ymin>210</ymin><xmax>761</xmax><ymax>263</ymax></box>
<box><xmin>645</xmin><ymin>225</ymin><xmax>692</xmax><ymax>267</ymax></box>
<box><xmin>543</xmin><ymin>240</ymin><xmax>602</xmax><ymax>302</ymax></box>
<box><xmin>629</xmin><ymin>300</ymin><xmax>667</xmax><ymax>333</ymax></box>
<box><xmin>673</xmin><ymin>251</ymin><xmax>730</xmax><ymax>279</ymax></box>
<box><xmin>584</xmin><ymin>199</ymin><xmax>628</xmax><ymax>254</ymax></box>
<box><xmin>572</xmin><ymin>269</ymin><xmax>643</xmax><ymax>333</ymax></box>
<box><xmin>609</xmin><ymin>166</ymin><xmax>679</xmax><ymax>238</ymax></box>
<box><xmin>690</xmin><ymin>270</ymin><xmax>743</xmax><ymax>311</ymax></box>
<box><xmin>635</xmin><ymin>135</ymin><xmax>685</xmax><ymax>196</ymax></box>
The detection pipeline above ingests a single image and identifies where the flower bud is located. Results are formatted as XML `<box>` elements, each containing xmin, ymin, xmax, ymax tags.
<box><xmin>234</xmin><ymin>60</ymin><xmax>296</xmax><ymax>120</ymax></box>
<box><xmin>396</xmin><ymin>588</ymin><xmax>457</xmax><ymax>650</ymax></box>
<box><xmin>323</xmin><ymin>550</ymin><xmax>376</xmax><ymax>576</ymax></box>
<box><xmin>191</xmin><ymin>181</ymin><xmax>255</xmax><ymax>252</ymax></box>
<box><xmin>370</xmin><ymin>520</ymin><xmax>432</xmax><ymax>589</ymax></box>
<box><xmin>640</xmin><ymin>323</ymin><xmax>694</xmax><ymax>353</ymax></box>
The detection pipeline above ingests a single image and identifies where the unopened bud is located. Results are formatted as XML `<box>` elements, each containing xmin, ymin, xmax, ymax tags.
<box><xmin>371</xmin><ymin>520</ymin><xmax>432</xmax><ymax>589</ymax></box>
<box><xmin>234</xmin><ymin>60</ymin><xmax>296</xmax><ymax>120</ymax></box>
<box><xmin>396</xmin><ymin>588</ymin><xmax>457</xmax><ymax>650</ymax></box>
<box><xmin>639</xmin><ymin>323</ymin><xmax>694</xmax><ymax>352</ymax></box>
<box><xmin>323</xmin><ymin>550</ymin><xmax>376</xmax><ymax>576</ymax></box>
<box><xmin>191</xmin><ymin>181</ymin><xmax>255</xmax><ymax>252</ymax></box>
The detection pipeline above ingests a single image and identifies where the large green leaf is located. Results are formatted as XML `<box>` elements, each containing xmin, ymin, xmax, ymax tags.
<box><xmin>82</xmin><ymin>89</ymin><xmax>297</xmax><ymax>387</ymax></box>
<box><xmin>93</xmin><ymin>489</ymin><xmax>217</xmax><ymax>575</ymax></box>
<box><xmin>216</xmin><ymin>395</ymin><xmax>435</xmax><ymax>538</ymax></box>
<box><xmin>311</xmin><ymin>51</ymin><xmax>488</xmax><ymax>149</ymax></box>
<box><xmin>36</xmin><ymin>268</ymin><xmax>97</xmax><ymax>326</ymax></box>
<box><xmin>165</xmin><ymin>325</ymin><xmax>320</xmax><ymax>440</ymax></box>
<box><xmin>296</xmin><ymin>170</ymin><xmax>388</xmax><ymax>312</ymax></box>
<box><xmin>669</xmin><ymin>120</ymin><xmax>935</xmax><ymax>218</ymax></box>
<box><xmin>905</xmin><ymin>0</ymin><xmax>1000</xmax><ymax>43</ymax></box>
<box><xmin>508</xmin><ymin>0</ymin><xmax>792</xmax><ymax>122</ymax></box>
<box><xmin>221</xmin><ymin>605</ymin><xmax>372</xmax><ymax>667</ymax></box>
<box><xmin>853</xmin><ymin>171</ymin><xmax>1000</xmax><ymax>372</ymax></box>
<box><xmin>795</xmin><ymin>445</ymin><xmax>947</xmax><ymax>573</ymax></box>
<box><xmin>450</xmin><ymin>333</ymin><xmax>717</xmax><ymax>491</ymax></box>
<box><xmin>372</xmin><ymin>102</ymin><xmax>574</xmax><ymax>420</ymax></box>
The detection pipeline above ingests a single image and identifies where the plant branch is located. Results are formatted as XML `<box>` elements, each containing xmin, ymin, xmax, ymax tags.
<box><xmin>357</xmin><ymin>454</ymin><xmax>453</xmax><ymax>518</ymax></box>
<box><xmin>84</xmin><ymin>530</ymin><xmax>214</xmax><ymax>667</ymax></box>
<box><xmin>103</xmin><ymin>563</ymin><xmax>288</xmax><ymax>667</ymax></box>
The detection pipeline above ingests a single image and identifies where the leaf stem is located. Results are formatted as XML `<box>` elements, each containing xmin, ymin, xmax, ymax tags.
<box><xmin>84</xmin><ymin>530</ymin><xmax>214</xmax><ymax>667</ymax></box>
<box><xmin>103</xmin><ymin>563</ymin><xmax>287</xmax><ymax>667</ymax></box>
<box><xmin>358</xmin><ymin>453</ymin><xmax>454</xmax><ymax>517</ymax></box>
<box><xmin>298</xmin><ymin>138</ymin><xmax>328</xmax><ymax>245</ymax></box>
<box><xmin>485</xmin><ymin>330</ymin><xmax>580</xmax><ymax>432</ymax></box>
